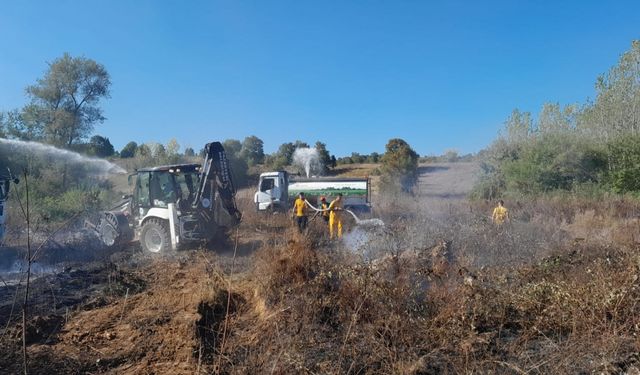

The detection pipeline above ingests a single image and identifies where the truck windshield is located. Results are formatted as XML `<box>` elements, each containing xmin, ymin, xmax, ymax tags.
<box><xmin>260</xmin><ymin>178</ymin><xmax>274</xmax><ymax>192</ymax></box>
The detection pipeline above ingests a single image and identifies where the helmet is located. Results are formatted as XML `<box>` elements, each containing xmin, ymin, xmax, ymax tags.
<box><xmin>320</xmin><ymin>196</ymin><xmax>326</xmax><ymax>201</ymax></box>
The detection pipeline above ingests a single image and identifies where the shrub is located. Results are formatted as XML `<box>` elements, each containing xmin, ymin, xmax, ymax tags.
<box><xmin>380</xmin><ymin>138</ymin><xmax>419</xmax><ymax>193</ymax></box>
<box><xmin>606</xmin><ymin>135</ymin><xmax>640</xmax><ymax>193</ymax></box>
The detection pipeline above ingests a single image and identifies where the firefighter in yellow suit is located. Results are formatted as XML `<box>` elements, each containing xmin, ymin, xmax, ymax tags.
<box><xmin>320</xmin><ymin>196</ymin><xmax>330</xmax><ymax>223</ymax></box>
<box><xmin>292</xmin><ymin>192</ymin><xmax>308</xmax><ymax>233</ymax></box>
<box><xmin>492</xmin><ymin>200</ymin><xmax>509</xmax><ymax>225</ymax></box>
<box><xmin>328</xmin><ymin>193</ymin><xmax>344</xmax><ymax>239</ymax></box>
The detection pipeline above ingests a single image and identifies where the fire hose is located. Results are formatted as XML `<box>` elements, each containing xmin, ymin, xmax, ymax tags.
<box><xmin>304</xmin><ymin>200</ymin><xmax>384</xmax><ymax>227</ymax></box>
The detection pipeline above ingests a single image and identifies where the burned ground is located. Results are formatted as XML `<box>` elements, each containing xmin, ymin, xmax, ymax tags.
<box><xmin>2</xmin><ymin>163</ymin><xmax>640</xmax><ymax>374</ymax></box>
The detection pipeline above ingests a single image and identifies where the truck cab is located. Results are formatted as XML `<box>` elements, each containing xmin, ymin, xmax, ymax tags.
<box><xmin>254</xmin><ymin>171</ymin><xmax>289</xmax><ymax>211</ymax></box>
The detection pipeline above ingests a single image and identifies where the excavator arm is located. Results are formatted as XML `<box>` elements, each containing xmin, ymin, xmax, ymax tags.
<box><xmin>193</xmin><ymin>142</ymin><xmax>242</xmax><ymax>227</ymax></box>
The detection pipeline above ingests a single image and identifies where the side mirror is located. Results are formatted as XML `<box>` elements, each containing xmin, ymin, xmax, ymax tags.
<box><xmin>122</xmin><ymin>194</ymin><xmax>132</xmax><ymax>200</ymax></box>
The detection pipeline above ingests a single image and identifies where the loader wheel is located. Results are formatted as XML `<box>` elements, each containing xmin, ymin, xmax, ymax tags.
<box><xmin>98</xmin><ymin>215</ymin><xmax>119</xmax><ymax>247</ymax></box>
<box><xmin>140</xmin><ymin>219</ymin><xmax>171</xmax><ymax>254</ymax></box>
<box><xmin>95</xmin><ymin>212</ymin><xmax>133</xmax><ymax>248</ymax></box>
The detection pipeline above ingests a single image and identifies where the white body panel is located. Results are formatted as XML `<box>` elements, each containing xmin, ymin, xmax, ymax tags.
<box><xmin>139</xmin><ymin>207</ymin><xmax>171</xmax><ymax>223</ymax></box>
<box><xmin>254</xmin><ymin>171</ymin><xmax>371</xmax><ymax>211</ymax></box>
<box><xmin>168</xmin><ymin>203</ymin><xmax>178</xmax><ymax>250</ymax></box>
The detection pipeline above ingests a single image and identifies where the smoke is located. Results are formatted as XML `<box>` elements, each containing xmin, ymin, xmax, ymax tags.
<box><xmin>293</xmin><ymin>148</ymin><xmax>321</xmax><ymax>178</ymax></box>
<box><xmin>341</xmin><ymin>209</ymin><xmax>386</xmax><ymax>258</ymax></box>
<box><xmin>342</xmin><ymin>225</ymin><xmax>389</xmax><ymax>260</ymax></box>
<box><xmin>0</xmin><ymin>138</ymin><xmax>126</xmax><ymax>175</ymax></box>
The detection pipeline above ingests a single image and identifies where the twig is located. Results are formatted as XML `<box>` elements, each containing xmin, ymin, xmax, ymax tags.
<box><xmin>493</xmin><ymin>360</ymin><xmax>528</xmax><ymax>375</ymax></box>
<box><xmin>196</xmin><ymin>339</ymin><xmax>203</xmax><ymax>375</ymax></box>
<box><xmin>88</xmin><ymin>344</ymin><xmax>107</xmax><ymax>356</ymax></box>
<box><xmin>215</xmin><ymin>226</ymin><xmax>240</xmax><ymax>373</ymax></box>
<box><xmin>21</xmin><ymin>170</ymin><xmax>31</xmax><ymax>375</ymax></box>
<box><xmin>0</xmin><ymin>281</ymin><xmax>21</xmax><ymax>341</ymax></box>
<box><xmin>118</xmin><ymin>288</ymin><xmax>130</xmax><ymax>323</ymax></box>
<box><xmin>0</xmin><ymin>273</ymin><xmax>9</xmax><ymax>288</ymax></box>
<box><xmin>30</xmin><ymin>211</ymin><xmax>83</xmax><ymax>262</ymax></box>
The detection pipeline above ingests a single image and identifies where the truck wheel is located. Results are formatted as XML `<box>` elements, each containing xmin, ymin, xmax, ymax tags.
<box><xmin>140</xmin><ymin>219</ymin><xmax>171</xmax><ymax>253</ymax></box>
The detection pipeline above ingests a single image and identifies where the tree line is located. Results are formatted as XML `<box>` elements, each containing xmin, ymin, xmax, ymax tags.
<box><xmin>0</xmin><ymin>52</ymin><xmax>423</xmax><ymax>222</ymax></box>
<box><xmin>474</xmin><ymin>40</ymin><xmax>640</xmax><ymax>199</ymax></box>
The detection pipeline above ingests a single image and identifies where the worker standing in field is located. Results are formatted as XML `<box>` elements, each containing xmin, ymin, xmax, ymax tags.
<box><xmin>320</xmin><ymin>196</ymin><xmax>330</xmax><ymax>224</ymax></box>
<box><xmin>329</xmin><ymin>193</ymin><xmax>344</xmax><ymax>239</ymax></box>
<box><xmin>292</xmin><ymin>192</ymin><xmax>309</xmax><ymax>233</ymax></box>
<box><xmin>492</xmin><ymin>200</ymin><xmax>509</xmax><ymax>225</ymax></box>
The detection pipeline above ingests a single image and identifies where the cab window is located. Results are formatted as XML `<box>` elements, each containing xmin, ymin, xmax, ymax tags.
<box><xmin>134</xmin><ymin>173</ymin><xmax>151</xmax><ymax>207</ymax></box>
<box><xmin>260</xmin><ymin>178</ymin><xmax>274</xmax><ymax>192</ymax></box>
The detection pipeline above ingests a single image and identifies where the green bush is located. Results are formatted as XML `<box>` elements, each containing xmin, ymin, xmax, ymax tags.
<box><xmin>501</xmin><ymin>134</ymin><xmax>606</xmax><ymax>195</ymax></box>
<box><xmin>37</xmin><ymin>189</ymin><xmax>101</xmax><ymax>221</ymax></box>
<box><xmin>606</xmin><ymin>135</ymin><xmax>640</xmax><ymax>193</ymax></box>
<box><xmin>475</xmin><ymin>133</ymin><xmax>608</xmax><ymax>198</ymax></box>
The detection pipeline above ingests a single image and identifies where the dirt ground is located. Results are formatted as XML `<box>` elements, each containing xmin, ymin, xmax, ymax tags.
<box><xmin>8</xmin><ymin>162</ymin><xmax>631</xmax><ymax>374</ymax></box>
<box><xmin>0</xmin><ymin>162</ymin><xmax>482</xmax><ymax>374</ymax></box>
<box><xmin>416</xmin><ymin>162</ymin><xmax>479</xmax><ymax>201</ymax></box>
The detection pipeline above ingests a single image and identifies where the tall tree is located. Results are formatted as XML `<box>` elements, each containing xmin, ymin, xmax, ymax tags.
<box><xmin>120</xmin><ymin>141</ymin><xmax>138</xmax><ymax>158</ymax></box>
<box><xmin>222</xmin><ymin>139</ymin><xmax>249</xmax><ymax>187</ymax></box>
<box><xmin>538</xmin><ymin>102</ymin><xmax>576</xmax><ymax>135</ymax></box>
<box><xmin>502</xmin><ymin>109</ymin><xmax>533</xmax><ymax>145</ymax></box>
<box><xmin>222</xmin><ymin>139</ymin><xmax>242</xmax><ymax>157</ymax></box>
<box><xmin>88</xmin><ymin>135</ymin><xmax>115</xmax><ymax>157</ymax></box>
<box><xmin>136</xmin><ymin>144</ymin><xmax>151</xmax><ymax>158</ymax></box>
<box><xmin>183</xmin><ymin>147</ymin><xmax>195</xmax><ymax>157</ymax></box>
<box><xmin>580</xmin><ymin>40</ymin><xmax>640</xmax><ymax>140</ymax></box>
<box><xmin>293</xmin><ymin>140</ymin><xmax>310</xmax><ymax>149</ymax></box>
<box><xmin>0</xmin><ymin>109</ymin><xmax>40</xmax><ymax>140</ymax></box>
<box><xmin>22</xmin><ymin>53</ymin><xmax>111</xmax><ymax>147</ymax></box>
<box><xmin>315</xmin><ymin>141</ymin><xmax>332</xmax><ymax>174</ymax></box>
<box><xmin>265</xmin><ymin>142</ymin><xmax>295</xmax><ymax>169</ymax></box>
<box><xmin>330</xmin><ymin>155</ymin><xmax>337</xmax><ymax>168</ymax></box>
<box><xmin>166</xmin><ymin>138</ymin><xmax>180</xmax><ymax>156</ymax></box>
<box><xmin>240</xmin><ymin>135</ymin><xmax>265</xmax><ymax>166</ymax></box>
<box><xmin>380</xmin><ymin>138</ymin><xmax>419</xmax><ymax>193</ymax></box>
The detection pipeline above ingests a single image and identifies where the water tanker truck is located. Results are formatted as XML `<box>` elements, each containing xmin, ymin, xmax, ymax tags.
<box><xmin>254</xmin><ymin>171</ymin><xmax>371</xmax><ymax>212</ymax></box>
<box><xmin>87</xmin><ymin>142</ymin><xmax>241</xmax><ymax>253</ymax></box>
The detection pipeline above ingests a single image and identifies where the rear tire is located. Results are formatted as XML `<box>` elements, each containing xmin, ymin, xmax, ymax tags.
<box><xmin>97</xmin><ymin>212</ymin><xmax>123</xmax><ymax>247</ymax></box>
<box><xmin>140</xmin><ymin>219</ymin><xmax>171</xmax><ymax>254</ymax></box>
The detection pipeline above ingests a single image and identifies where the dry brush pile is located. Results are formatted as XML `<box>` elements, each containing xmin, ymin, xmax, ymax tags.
<box><xmin>3</xmin><ymin>195</ymin><xmax>640</xmax><ymax>374</ymax></box>
<box><xmin>205</xmin><ymin>197</ymin><xmax>640</xmax><ymax>374</ymax></box>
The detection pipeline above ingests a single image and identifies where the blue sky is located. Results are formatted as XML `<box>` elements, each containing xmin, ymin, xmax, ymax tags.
<box><xmin>1</xmin><ymin>1</ymin><xmax>639</xmax><ymax>157</ymax></box>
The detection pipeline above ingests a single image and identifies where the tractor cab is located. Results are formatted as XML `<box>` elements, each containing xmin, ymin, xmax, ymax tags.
<box><xmin>131</xmin><ymin>164</ymin><xmax>201</xmax><ymax>218</ymax></box>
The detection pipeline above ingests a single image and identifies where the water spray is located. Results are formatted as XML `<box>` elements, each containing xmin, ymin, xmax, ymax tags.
<box><xmin>304</xmin><ymin>199</ymin><xmax>384</xmax><ymax>227</ymax></box>
<box><xmin>0</xmin><ymin>138</ymin><xmax>126</xmax><ymax>175</ymax></box>
<box><xmin>293</xmin><ymin>148</ymin><xmax>320</xmax><ymax>178</ymax></box>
